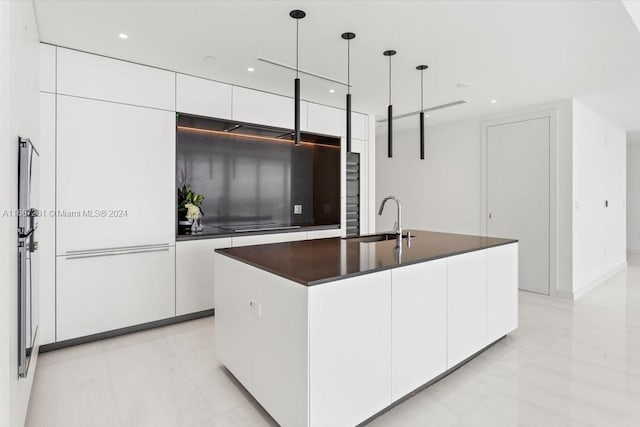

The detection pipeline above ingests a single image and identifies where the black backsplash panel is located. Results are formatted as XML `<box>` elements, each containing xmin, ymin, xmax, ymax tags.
<box><xmin>177</xmin><ymin>115</ymin><xmax>340</xmax><ymax>229</ymax></box>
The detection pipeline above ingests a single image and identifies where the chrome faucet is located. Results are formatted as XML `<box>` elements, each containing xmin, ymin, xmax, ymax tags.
<box><xmin>378</xmin><ymin>196</ymin><xmax>402</xmax><ymax>239</ymax></box>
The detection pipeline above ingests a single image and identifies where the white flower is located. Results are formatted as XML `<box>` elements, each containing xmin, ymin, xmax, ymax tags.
<box><xmin>185</xmin><ymin>203</ymin><xmax>201</xmax><ymax>220</ymax></box>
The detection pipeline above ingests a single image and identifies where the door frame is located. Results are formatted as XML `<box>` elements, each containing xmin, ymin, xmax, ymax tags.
<box><xmin>481</xmin><ymin>110</ymin><xmax>558</xmax><ymax>296</ymax></box>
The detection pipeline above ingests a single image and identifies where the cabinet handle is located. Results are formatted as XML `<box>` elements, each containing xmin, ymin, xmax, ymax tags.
<box><xmin>65</xmin><ymin>243</ymin><xmax>170</xmax><ymax>255</ymax></box>
<box><xmin>65</xmin><ymin>248</ymin><xmax>170</xmax><ymax>260</ymax></box>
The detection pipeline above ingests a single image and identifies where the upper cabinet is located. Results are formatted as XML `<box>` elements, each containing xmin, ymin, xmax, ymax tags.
<box><xmin>39</xmin><ymin>43</ymin><xmax>56</xmax><ymax>93</ymax></box>
<box><xmin>232</xmin><ymin>86</ymin><xmax>307</xmax><ymax>129</ymax></box>
<box><xmin>305</xmin><ymin>103</ymin><xmax>343</xmax><ymax>137</ymax></box>
<box><xmin>303</xmin><ymin>103</ymin><xmax>368</xmax><ymax>140</ymax></box>
<box><xmin>176</xmin><ymin>74</ymin><xmax>232</xmax><ymax>119</ymax></box>
<box><xmin>57</xmin><ymin>48</ymin><xmax>175</xmax><ymax>110</ymax></box>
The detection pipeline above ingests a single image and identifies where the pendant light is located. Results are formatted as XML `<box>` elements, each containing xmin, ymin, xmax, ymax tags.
<box><xmin>290</xmin><ymin>9</ymin><xmax>306</xmax><ymax>146</ymax></box>
<box><xmin>416</xmin><ymin>65</ymin><xmax>428</xmax><ymax>160</ymax></box>
<box><xmin>383</xmin><ymin>50</ymin><xmax>396</xmax><ymax>158</ymax></box>
<box><xmin>341</xmin><ymin>32</ymin><xmax>356</xmax><ymax>153</ymax></box>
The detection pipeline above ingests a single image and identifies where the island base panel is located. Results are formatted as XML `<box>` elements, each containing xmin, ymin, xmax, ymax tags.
<box><xmin>214</xmin><ymin>253</ymin><xmax>309</xmax><ymax>427</ymax></box>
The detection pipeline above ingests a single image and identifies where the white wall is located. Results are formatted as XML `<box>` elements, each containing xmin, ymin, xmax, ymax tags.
<box><xmin>375</xmin><ymin>119</ymin><xmax>482</xmax><ymax>235</ymax></box>
<box><xmin>572</xmin><ymin>100</ymin><xmax>627</xmax><ymax>296</ymax></box>
<box><xmin>0</xmin><ymin>1</ymin><xmax>41</xmax><ymax>426</ymax></box>
<box><xmin>627</xmin><ymin>131</ymin><xmax>640</xmax><ymax>253</ymax></box>
<box><xmin>376</xmin><ymin>100</ymin><xmax>575</xmax><ymax>297</ymax></box>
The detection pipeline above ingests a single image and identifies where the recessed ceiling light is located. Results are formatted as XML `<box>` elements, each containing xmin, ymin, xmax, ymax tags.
<box><xmin>425</xmin><ymin>115</ymin><xmax>429</xmax><ymax>118</ymax></box>
<box><xmin>491</xmin><ymin>99</ymin><xmax>497</xmax><ymax>104</ymax></box>
<box><xmin>456</xmin><ymin>82</ymin><xmax>471</xmax><ymax>88</ymax></box>
<box><xmin>202</xmin><ymin>56</ymin><xmax>216</xmax><ymax>63</ymax></box>
<box><xmin>247</xmin><ymin>67</ymin><xmax>255</xmax><ymax>72</ymax></box>
<box><xmin>118</xmin><ymin>33</ymin><xmax>128</xmax><ymax>39</ymax></box>
<box><xmin>329</xmin><ymin>89</ymin><xmax>335</xmax><ymax>93</ymax></box>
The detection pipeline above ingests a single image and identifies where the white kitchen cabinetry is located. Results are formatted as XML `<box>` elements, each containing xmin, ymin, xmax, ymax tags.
<box><xmin>232</xmin><ymin>86</ymin><xmax>307</xmax><ymax>129</ymax></box>
<box><xmin>56</xmin><ymin>247</ymin><xmax>176</xmax><ymax>341</ymax></box>
<box><xmin>56</xmin><ymin>95</ymin><xmax>175</xmax><ymax>254</ymax></box>
<box><xmin>391</xmin><ymin>259</ymin><xmax>447</xmax><ymax>401</ymax></box>
<box><xmin>56</xmin><ymin>47</ymin><xmax>175</xmax><ymax>110</ymax></box>
<box><xmin>306</xmin><ymin>228</ymin><xmax>341</xmax><ymax>240</ymax></box>
<box><xmin>216</xmin><ymin>241</ymin><xmax>517</xmax><ymax>427</ymax></box>
<box><xmin>447</xmin><ymin>249</ymin><xmax>488</xmax><ymax>368</ymax></box>
<box><xmin>487</xmin><ymin>243</ymin><xmax>518</xmax><ymax>343</ymax></box>
<box><xmin>308</xmin><ymin>271</ymin><xmax>392</xmax><ymax>427</ymax></box>
<box><xmin>231</xmin><ymin>231</ymin><xmax>308</xmax><ymax>247</ymax></box>
<box><xmin>176</xmin><ymin>74</ymin><xmax>232</xmax><ymax>119</ymax></box>
<box><xmin>39</xmin><ymin>43</ymin><xmax>56</xmax><ymax>93</ymax></box>
<box><xmin>39</xmin><ymin>92</ymin><xmax>56</xmax><ymax>345</ymax></box>
<box><xmin>305</xmin><ymin>103</ymin><xmax>343</xmax><ymax>137</ymax></box>
<box><xmin>176</xmin><ymin>238</ymin><xmax>232</xmax><ymax>315</ymax></box>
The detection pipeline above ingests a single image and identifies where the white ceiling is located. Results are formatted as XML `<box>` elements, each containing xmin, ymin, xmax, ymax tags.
<box><xmin>34</xmin><ymin>0</ymin><xmax>640</xmax><ymax>131</ymax></box>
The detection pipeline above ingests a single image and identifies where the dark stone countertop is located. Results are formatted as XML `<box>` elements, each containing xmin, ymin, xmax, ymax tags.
<box><xmin>215</xmin><ymin>230</ymin><xmax>517</xmax><ymax>286</ymax></box>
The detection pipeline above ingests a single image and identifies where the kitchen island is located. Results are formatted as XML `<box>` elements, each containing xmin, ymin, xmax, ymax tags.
<box><xmin>214</xmin><ymin>230</ymin><xmax>518</xmax><ymax>427</ymax></box>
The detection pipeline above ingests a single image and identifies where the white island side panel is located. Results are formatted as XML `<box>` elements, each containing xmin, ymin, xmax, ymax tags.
<box><xmin>213</xmin><ymin>254</ymin><xmax>309</xmax><ymax>427</ymax></box>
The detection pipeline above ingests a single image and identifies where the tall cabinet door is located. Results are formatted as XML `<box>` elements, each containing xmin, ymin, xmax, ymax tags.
<box><xmin>56</xmin><ymin>95</ymin><xmax>175</xmax><ymax>254</ymax></box>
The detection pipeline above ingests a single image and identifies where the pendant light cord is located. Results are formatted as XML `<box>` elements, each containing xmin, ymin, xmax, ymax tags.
<box><xmin>296</xmin><ymin>19</ymin><xmax>299</xmax><ymax>78</ymax></box>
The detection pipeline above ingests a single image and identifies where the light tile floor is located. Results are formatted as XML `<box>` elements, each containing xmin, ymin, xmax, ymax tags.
<box><xmin>27</xmin><ymin>255</ymin><xmax>640</xmax><ymax>427</ymax></box>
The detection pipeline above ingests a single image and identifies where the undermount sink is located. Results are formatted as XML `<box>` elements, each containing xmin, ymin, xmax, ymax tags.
<box><xmin>344</xmin><ymin>233</ymin><xmax>411</xmax><ymax>243</ymax></box>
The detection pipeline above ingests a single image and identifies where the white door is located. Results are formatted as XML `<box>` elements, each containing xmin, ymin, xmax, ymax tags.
<box><xmin>487</xmin><ymin>117</ymin><xmax>550</xmax><ymax>294</ymax></box>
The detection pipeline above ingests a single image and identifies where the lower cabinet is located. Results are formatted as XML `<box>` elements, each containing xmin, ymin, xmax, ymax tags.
<box><xmin>308</xmin><ymin>271</ymin><xmax>392</xmax><ymax>427</ymax></box>
<box><xmin>216</xmin><ymin>243</ymin><xmax>518</xmax><ymax>427</ymax></box>
<box><xmin>391</xmin><ymin>259</ymin><xmax>447</xmax><ymax>401</ymax></box>
<box><xmin>487</xmin><ymin>243</ymin><xmax>519</xmax><ymax>342</ymax></box>
<box><xmin>231</xmin><ymin>231</ymin><xmax>308</xmax><ymax>247</ymax></box>
<box><xmin>176</xmin><ymin>238</ymin><xmax>232</xmax><ymax>315</ymax></box>
<box><xmin>447</xmin><ymin>249</ymin><xmax>488</xmax><ymax>368</ymax></box>
<box><xmin>306</xmin><ymin>228</ymin><xmax>342</xmax><ymax>240</ymax></box>
<box><xmin>56</xmin><ymin>246</ymin><xmax>175</xmax><ymax>341</ymax></box>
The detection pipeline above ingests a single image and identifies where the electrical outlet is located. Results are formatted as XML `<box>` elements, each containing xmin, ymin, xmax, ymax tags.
<box><xmin>249</xmin><ymin>300</ymin><xmax>262</xmax><ymax>318</ymax></box>
<box><xmin>294</xmin><ymin>204</ymin><xmax>302</xmax><ymax>215</ymax></box>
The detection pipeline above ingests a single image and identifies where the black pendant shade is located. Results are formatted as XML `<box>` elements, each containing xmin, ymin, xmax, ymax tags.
<box><xmin>294</xmin><ymin>77</ymin><xmax>301</xmax><ymax>145</ymax></box>
<box><xmin>290</xmin><ymin>10</ymin><xmax>305</xmax><ymax>146</ymax></box>
<box><xmin>383</xmin><ymin>50</ymin><xmax>396</xmax><ymax>158</ymax></box>
<box><xmin>417</xmin><ymin>65</ymin><xmax>428</xmax><ymax>160</ymax></box>
<box><xmin>342</xmin><ymin>32</ymin><xmax>356</xmax><ymax>153</ymax></box>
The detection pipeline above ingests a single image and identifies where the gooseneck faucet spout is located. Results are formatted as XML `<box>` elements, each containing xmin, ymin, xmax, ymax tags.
<box><xmin>378</xmin><ymin>196</ymin><xmax>402</xmax><ymax>238</ymax></box>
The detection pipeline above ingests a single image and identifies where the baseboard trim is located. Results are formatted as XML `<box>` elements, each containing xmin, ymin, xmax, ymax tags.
<box><xmin>39</xmin><ymin>309</ymin><xmax>214</xmax><ymax>353</ymax></box>
<box><xmin>573</xmin><ymin>261</ymin><xmax>627</xmax><ymax>300</ymax></box>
